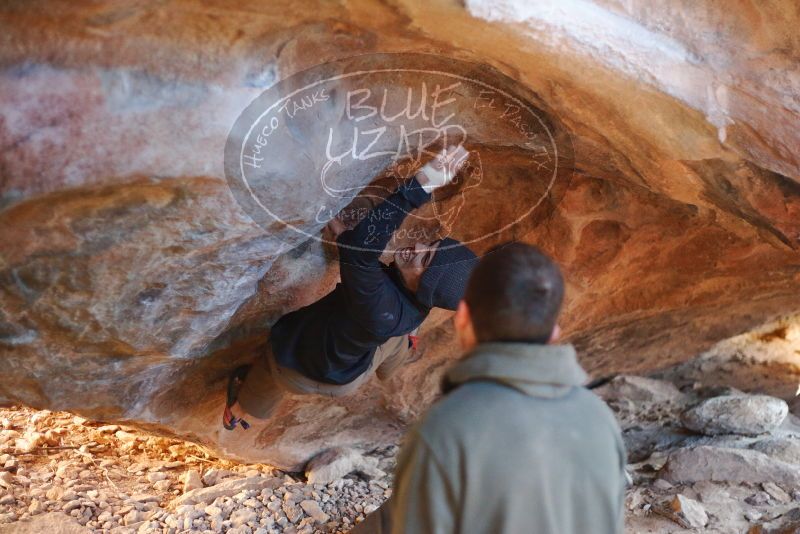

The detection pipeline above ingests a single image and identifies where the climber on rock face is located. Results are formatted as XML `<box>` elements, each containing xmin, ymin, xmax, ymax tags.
<box><xmin>223</xmin><ymin>145</ymin><xmax>478</xmax><ymax>430</ymax></box>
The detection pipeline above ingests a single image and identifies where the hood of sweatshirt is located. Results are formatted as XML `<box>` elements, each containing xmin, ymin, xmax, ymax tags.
<box><xmin>443</xmin><ymin>342</ymin><xmax>588</xmax><ymax>398</ymax></box>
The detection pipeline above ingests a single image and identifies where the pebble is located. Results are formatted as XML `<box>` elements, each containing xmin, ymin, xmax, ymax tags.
<box><xmin>124</xmin><ymin>509</ymin><xmax>147</xmax><ymax>525</ymax></box>
<box><xmin>762</xmin><ymin>482</ymin><xmax>791</xmax><ymax>503</ymax></box>
<box><xmin>153</xmin><ymin>479</ymin><xmax>172</xmax><ymax>491</ymax></box>
<box><xmin>745</xmin><ymin>509</ymin><xmax>763</xmax><ymax>522</ymax></box>
<box><xmin>656</xmin><ymin>495</ymin><xmax>709</xmax><ymax>530</ymax></box>
<box><xmin>62</xmin><ymin>499</ymin><xmax>82</xmax><ymax>512</ymax></box>
<box><xmin>230</xmin><ymin>508</ymin><xmax>257</xmax><ymax>527</ymax></box>
<box><xmin>652</xmin><ymin>479</ymin><xmax>673</xmax><ymax>491</ymax></box>
<box><xmin>147</xmin><ymin>472</ymin><xmax>167</xmax><ymax>483</ymax></box>
<box><xmin>300</xmin><ymin>500</ymin><xmax>330</xmax><ymax>523</ymax></box>
<box><xmin>283</xmin><ymin>502</ymin><xmax>303</xmax><ymax>523</ymax></box>
<box><xmin>182</xmin><ymin>470</ymin><xmax>203</xmax><ymax>493</ymax></box>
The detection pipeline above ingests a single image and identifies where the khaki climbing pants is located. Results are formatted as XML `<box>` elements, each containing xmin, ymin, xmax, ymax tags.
<box><xmin>238</xmin><ymin>334</ymin><xmax>411</xmax><ymax>419</ymax></box>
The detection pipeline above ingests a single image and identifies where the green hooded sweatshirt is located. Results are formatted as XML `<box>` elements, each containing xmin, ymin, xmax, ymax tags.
<box><xmin>387</xmin><ymin>342</ymin><xmax>627</xmax><ymax>534</ymax></box>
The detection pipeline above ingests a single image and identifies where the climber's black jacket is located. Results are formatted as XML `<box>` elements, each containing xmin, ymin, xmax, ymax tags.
<box><xmin>270</xmin><ymin>177</ymin><xmax>432</xmax><ymax>385</ymax></box>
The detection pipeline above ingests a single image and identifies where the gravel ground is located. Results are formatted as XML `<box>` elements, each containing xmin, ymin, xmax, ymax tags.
<box><xmin>2</xmin><ymin>315</ymin><xmax>799</xmax><ymax>533</ymax></box>
<box><xmin>0</xmin><ymin>407</ymin><xmax>395</xmax><ymax>533</ymax></box>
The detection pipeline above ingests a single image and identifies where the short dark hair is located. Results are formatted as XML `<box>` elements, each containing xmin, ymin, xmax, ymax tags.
<box><xmin>464</xmin><ymin>242</ymin><xmax>564</xmax><ymax>343</ymax></box>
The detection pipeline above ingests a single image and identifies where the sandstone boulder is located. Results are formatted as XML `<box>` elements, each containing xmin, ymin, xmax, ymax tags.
<box><xmin>0</xmin><ymin>0</ymin><xmax>798</xmax><ymax>468</ymax></box>
<box><xmin>594</xmin><ymin>375</ymin><xmax>686</xmax><ymax>404</ymax></box>
<box><xmin>662</xmin><ymin>446</ymin><xmax>800</xmax><ymax>486</ymax></box>
<box><xmin>751</xmin><ymin>437</ymin><xmax>800</xmax><ymax>465</ymax></box>
<box><xmin>682</xmin><ymin>395</ymin><xmax>789</xmax><ymax>436</ymax></box>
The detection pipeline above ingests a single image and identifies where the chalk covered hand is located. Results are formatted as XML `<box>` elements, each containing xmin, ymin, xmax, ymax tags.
<box><xmin>416</xmin><ymin>145</ymin><xmax>470</xmax><ymax>194</ymax></box>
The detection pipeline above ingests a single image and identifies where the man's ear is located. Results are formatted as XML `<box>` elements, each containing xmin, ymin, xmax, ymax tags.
<box><xmin>548</xmin><ymin>323</ymin><xmax>562</xmax><ymax>344</ymax></box>
<box><xmin>454</xmin><ymin>300</ymin><xmax>470</xmax><ymax>331</ymax></box>
<box><xmin>454</xmin><ymin>300</ymin><xmax>478</xmax><ymax>350</ymax></box>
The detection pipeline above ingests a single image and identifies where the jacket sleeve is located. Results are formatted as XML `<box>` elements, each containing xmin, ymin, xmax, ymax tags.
<box><xmin>390</xmin><ymin>429</ymin><xmax>457</xmax><ymax>534</ymax></box>
<box><xmin>615</xmin><ymin>428</ymin><xmax>628</xmax><ymax>533</ymax></box>
<box><xmin>336</xmin><ymin>176</ymin><xmax>431</xmax><ymax>335</ymax></box>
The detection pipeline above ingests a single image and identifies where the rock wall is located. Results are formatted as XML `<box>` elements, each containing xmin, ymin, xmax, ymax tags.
<box><xmin>0</xmin><ymin>0</ymin><xmax>798</xmax><ymax>469</ymax></box>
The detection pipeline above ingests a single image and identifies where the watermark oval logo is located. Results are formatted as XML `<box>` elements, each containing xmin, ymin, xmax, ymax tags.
<box><xmin>224</xmin><ymin>53</ymin><xmax>573</xmax><ymax>258</ymax></box>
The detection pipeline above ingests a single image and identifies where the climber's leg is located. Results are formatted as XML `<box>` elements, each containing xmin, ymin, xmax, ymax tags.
<box><xmin>234</xmin><ymin>350</ymin><xmax>284</xmax><ymax>420</ymax></box>
<box><xmin>265</xmin><ymin>334</ymin><xmax>413</xmax><ymax>398</ymax></box>
<box><xmin>267</xmin><ymin>350</ymin><xmax>368</xmax><ymax>397</ymax></box>
<box><xmin>375</xmin><ymin>331</ymin><xmax>416</xmax><ymax>381</ymax></box>
<box><xmin>222</xmin><ymin>365</ymin><xmax>252</xmax><ymax>430</ymax></box>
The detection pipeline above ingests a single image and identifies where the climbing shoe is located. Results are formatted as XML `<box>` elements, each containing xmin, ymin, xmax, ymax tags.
<box><xmin>222</xmin><ymin>365</ymin><xmax>251</xmax><ymax>431</ymax></box>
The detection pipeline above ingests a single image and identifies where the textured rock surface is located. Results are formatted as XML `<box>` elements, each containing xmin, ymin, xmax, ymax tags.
<box><xmin>0</xmin><ymin>1</ymin><xmax>799</xmax><ymax>468</ymax></box>
<box><xmin>662</xmin><ymin>446</ymin><xmax>800</xmax><ymax>486</ymax></box>
<box><xmin>0</xmin><ymin>513</ymin><xmax>90</xmax><ymax>534</ymax></box>
<box><xmin>751</xmin><ymin>437</ymin><xmax>800</xmax><ymax>465</ymax></box>
<box><xmin>655</xmin><ymin>494</ymin><xmax>708</xmax><ymax>529</ymax></box>
<box><xmin>595</xmin><ymin>375</ymin><xmax>686</xmax><ymax>404</ymax></box>
<box><xmin>682</xmin><ymin>395</ymin><xmax>789</xmax><ymax>436</ymax></box>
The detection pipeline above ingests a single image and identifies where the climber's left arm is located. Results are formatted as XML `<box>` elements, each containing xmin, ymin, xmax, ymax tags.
<box><xmin>335</xmin><ymin>176</ymin><xmax>431</xmax><ymax>335</ymax></box>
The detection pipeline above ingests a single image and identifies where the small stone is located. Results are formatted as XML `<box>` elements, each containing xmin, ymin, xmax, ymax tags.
<box><xmin>652</xmin><ymin>479</ymin><xmax>673</xmax><ymax>491</ymax></box>
<box><xmin>0</xmin><ymin>495</ymin><xmax>14</xmax><ymax>505</ymax></box>
<box><xmin>300</xmin><ymin>500</ymin><xmax>330</xmax><ymax>523</ymax></box>
<box><xmin>124</xmin><ymin>509</ymin><xmax>147</xmax><ymax>526</ymax></box>
<box><xmin>62</xmin><ymin>499</ymin><xmax>82</xmax><ymax>512</ymax></box>
<box><xmin>137</xmin><ymin>520</ymin><xmax>157</xmax><ymax>533</ymax></box>
<box><xmin>153</xmin><ymin>479</ymin><xmax>172</xmax><ymax>492</ymax></box>
<box><xmin>656</xmin><ymin>494</ymin><xmax>708</xmax><ymax>529</ymax></box>
<box><xmin>762</xmin><ymin>482</ymin><xmax>791</xmax><ymax>503</ymax></box>
<box><xmin>201</xmin><ymin>469</ymin><xmax>220</xmax><ymax>487</ymax></box>
<box><xmin>127</xmin><ymin>463</ymin><xmax>148</xmax><ymax>474</ymax></box>
<box><xmin>147</xmin><ymin>472</ymin><xmax>167</xmax><ymax>483</ymax></box>
<box><xmin>182</xmin><ymin>470</ymin><xmax>203</xmax><ymax>493</ymax></box>
<box><xmin>267</xmin><ymin>500</ymin><xmax>281</xmax><ymax>513</ymax></box>
<box><xmin>230</xmin><ymin>508</ymin><xmax>257</xmax><ymax>527</ymax></box>
<box><xmin>745</xmin><ymin>509</ymin><xmax>762</xmax><ymax>522</ymax></box>
<box><xmin>283</xmin><ymin>502</ymin><xmax>303</xmax><ymax>523</ymax></box>
<box><xmin>204</xmin><ymin>504</ymin><xmax>223</xmax><ymax>516</ymax></box>
<box><xmin>114</xmin><ymin>430</ymin><xmax>138</xmax><ymax>442</ymax></box>
<box><xmin>745</xmin><ymin>491</ymin><xmax>771</xmax><ymax>506</ymax></box>
<box><xmin>129</xmin><ymin>493</ymin><xmax>160</xmax><ymax>503</ymax></box>
<box><xmin>27</xmin><ymin>499</ymin><xmax>44</xmax><ymax>515</ymax></box>
<box><xmin>0</xmin><ymin>472</ymin><xmax>13</xmax><ymax>490</ymax></box>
